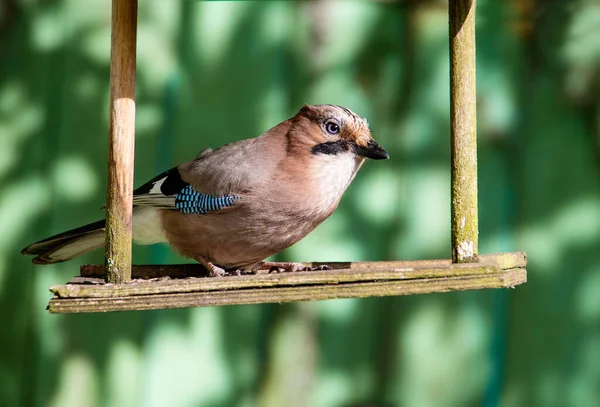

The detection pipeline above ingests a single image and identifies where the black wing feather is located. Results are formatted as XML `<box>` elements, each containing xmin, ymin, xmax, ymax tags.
<box><xmin>133</xmin><ymin>167</ymin><xmax>188</xmax><ymax>196</ymax></box>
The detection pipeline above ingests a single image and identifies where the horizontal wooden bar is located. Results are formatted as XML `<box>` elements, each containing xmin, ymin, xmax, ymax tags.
<box><xmin>48</xmin><ymin>268</ymin><xmax>525</xmax><ymax>313</ymax></box>
<box><xmin>47</xmin><ymin>252</ymin><xmax>526</xmax><ymax>313</ymax></box>
<box><xmin>79</xmin><ymin>252</ymin><xmax>526</xmax><ymax>279</ymax></box>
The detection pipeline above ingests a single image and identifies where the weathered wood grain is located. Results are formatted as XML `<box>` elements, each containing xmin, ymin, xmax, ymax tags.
<box><xmin>450</xmin><ymin>0</ymin><xmax>478</xmax><ymax>263</ymax></box>
<box><xmin>48</xmin><ymin>268</ymin><xmax>526</xmax><ymax>313</ymax></box>
<box><xmin>80</xmin><ymin>252</ymin><xmax>526</xmax><ymax>279</ymax></box>
<box><xmin>105</xmin><ymin>0</ymin><xmax>137</xmax><ymax>283</ymax></box>
<box><xmin>48</xmin><ymin>252</ymin><xmax>527</xmax><ymax>313</ymax></box>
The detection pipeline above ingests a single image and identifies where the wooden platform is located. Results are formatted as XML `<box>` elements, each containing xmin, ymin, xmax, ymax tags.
<box><xmin>47</xmin><ymin>252</ymin><xmax>527</xmax><ymax>313</ymax></box>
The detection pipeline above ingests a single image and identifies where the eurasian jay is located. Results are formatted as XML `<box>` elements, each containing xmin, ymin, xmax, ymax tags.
<box><xmin>22</xmin><ymin>104</ymin><xmax>389</xmax><ymax>276</ymax></box>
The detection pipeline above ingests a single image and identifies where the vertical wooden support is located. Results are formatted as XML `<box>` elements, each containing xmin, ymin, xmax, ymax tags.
<box><xmin>449</xmin><ymin>0</ymin><xmax>478</xmax><ymax>263</ymax></box>
<box><xmin>105</xmin><ymin>0</ymin><xmax>137</xmax><ymax>283</ymax></box>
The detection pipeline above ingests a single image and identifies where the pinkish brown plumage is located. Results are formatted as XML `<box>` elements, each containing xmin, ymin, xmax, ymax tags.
<box><xmin>22</xmin><ymin>104</ymin><xmax>389</xmax><ymax>276</ymax></box>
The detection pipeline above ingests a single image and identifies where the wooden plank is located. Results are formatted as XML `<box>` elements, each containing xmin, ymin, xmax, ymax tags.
<box><xmin>53</xmin><ymin>266</ymin><xmax>507</xmax><ymax>299</ymax></box>
<box><xmin>48</xmin><ymin>268</ymin><xmax>526</xmax><ymax>313</ymax></box>
<box><xmin>56</xmin><ymin>252</ymin><xmax>526</xmax><ymax>299</ymax></box>
<box><xmin>80</xmin><ymin>252</ymin><xmax>526</xmax><ymax>279</ymax></box>
<box><xmin>105</xmin><ymin>0</ymin><xmax>138</xmax><ymax>283</ymax></box>
<box><xmin>47</xmin><ymin>252</ymin><xmax>526</xmax><ymax>313</ymax></box>
<box><xmin>449</xmin><ymin>0</ymin><xmax>479</xmax><ymax>263</ymax></box>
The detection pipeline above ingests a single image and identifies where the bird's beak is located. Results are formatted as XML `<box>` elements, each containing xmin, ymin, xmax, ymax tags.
<box><xmin>354</xmin><ymin>139</ymin><xmax>389</xmax><ymax>160</ymax></box>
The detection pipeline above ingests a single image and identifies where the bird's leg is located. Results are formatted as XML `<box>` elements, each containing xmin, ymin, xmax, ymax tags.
<box><xmin>259</xmin><ymin>262</ymin><xmax>331</xmax><ymax>273</ymax></box>
<box><xmin>194</xmin><ymin>255</ymin><xmax>227</xmax><ymax>277</ymax></box>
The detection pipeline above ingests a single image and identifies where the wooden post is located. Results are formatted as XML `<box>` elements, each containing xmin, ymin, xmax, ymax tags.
<box><xmin>449</xmin><ymin>0</ymin><xmax>478</xmax><ymax>263</ymax></box>
<box><xmin>105</xmin><ymin>0</ymin><xmax>137</xmax><ymax>283</ymax></box>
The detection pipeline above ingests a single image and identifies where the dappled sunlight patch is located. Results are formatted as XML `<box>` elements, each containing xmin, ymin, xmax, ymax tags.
<box><xmin>286</xmin><ymin>214</ymin><xmax>365</xmax><ymax>262</ymax></box>
<box><xmin>521</xmin><ymin>197</ymin><xmax>600</xmax><ymax>274</ymax></box>
<box><xmin>396</xmin><ymin>168</ymin><xmax>450</xmax><ymax>257</ymax></box>
<box><xmin>0</xmin><ymin>176</ymin><xmax>51</xmax><ymax>249</ymax></box>
<box><xmin>259</xmin><ymin>305</ymin><xmax>317</xmax><ymax>407</ymax></box>
<box><xmin>142</xmin><ymin>308</ymin><xmax>230</xmax><ymax>406</ymax></box>
<box><xmin>313</xmin><ymin>370</ymin><xmax>353</xmax><ymax>407</ymax></box>
<box><xmin>576</xmin><ymin>264</ymin><xmax>600</xmax><ymax>322</ymax></box>
<box><xmin>562</xmin><ymin>3</ymin><xmax>600</xmax><ymax>66</ymax></box>
<box><xmin>552</xmin><ymin>197</ymin><xmax>600</xmax><ymax>245</ymax></box>
<box><xmin>32</xmin><ymin>6</ymin><xmax>68</xmax><ymax>52</ymax></box>
<box><xmin>355</xmin><ymin>168</ymin><xmax>401</xmax><ymax>224</ymax></box>
<box><xmin>399</xmin><ymin>111</ymin><xmax>440</xmax><ymax>152</ymax></box>
<box><xmin>315</xmin><ymin>298</ymin><xmax>359</xmax><ymax>322</ymax></box>
<box><xmin>78</xmin><ymin>25</ymin><xmax>111</xmax><ymax>65</ymax></box>
<box><xmin>135</xmin><ymin>104</ymin><xmax>163</xmax><ymax>136</ymax></box>
<box><xmin>398</xmin><ymin>301</ymin><xmax>489</xmax><ymax>406</ymax></box>
<box><xmin>0</xmin><ymin>82</ymin><xmax>45</xmax><ymax>175</ymax></box>
<box><xmin>145</xmin><ymin>0</ymin><xmax>179</xmax><ymax>39</ymax></box>
<box><xmin>197</xmin><ymin>1</ymin><xmax>252</xmax><ymax>67</ymax></box>
<box><xmin>105</xmin><ymin>340</ymin><xmax>141</xmax><ymax>407</ymax></box>
<box><xmin>34</xmin><ymin>267</ymin><xmax>65</xmax><ymax>357</ymax></box>
<box><xmin>478</xmin><ymin>229</ymin><xmax>514</xmax><ymax>255</ymax></box>
<box><xmin>257</xmin><ymin>1</ymin><xmax>291</xmax><ymax>47</ymax></box>
<box><xmin>49</xmin><ymin>354</ymin><xmax>99</xmax><ymax>407</ymax></box>
<box><xmin>136</xmin><ymin>26</ymin><xmax>175</xmax><ymax>90</ymax></box>
<box><xmin>258</xmin><ymin>86</ymin><xmax>289</xmax><ymax>132</ymax></box>
<box><xmin>306</xmin><ymin>1</ymin><xmax>379</xmax><ymax>71</ymax></box>
<box><xmin>477</xmin><ymin>69</ymin><xmax>517</xmax><ymax>136</ymax></box>
<box><xmin>427</xmin><ymin>51</ymin><xmax>452</xmax><ymax>118</ymax></box>
<box><xmin>308</xmin><ymin>73</ymin><xmax>370</xmax><ymax>115</ymax></box>
<box><xmin>136</xmin><ymin>0</ymin><xmax>180</xmax><ymax>90</ymax></box>
<box><xmin>519</xmin><ymin>226</ymin><xmax>560</xmax><ymax>271</ymax></box>
<box><xmin>51</xmin><ymin>156</ymin><xmax>99</xmax><ymax>202</ymax></box>
<box><xmin>568</xmin><ymin>335</ymin><xmax>600</xmax><ymax>406</ymax></box>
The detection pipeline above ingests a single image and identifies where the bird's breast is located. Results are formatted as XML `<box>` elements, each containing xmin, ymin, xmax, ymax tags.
<box><xmin>308</xmin><ymin>153</ymin><xmax>364</xmax><ymax>215</ymax></box>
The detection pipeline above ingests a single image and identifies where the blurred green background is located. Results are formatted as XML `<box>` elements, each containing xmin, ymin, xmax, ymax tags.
<box><xmin>2</xmin><ymin>0</ymin><xmax>600</xmax><ymax>406</ymax></box>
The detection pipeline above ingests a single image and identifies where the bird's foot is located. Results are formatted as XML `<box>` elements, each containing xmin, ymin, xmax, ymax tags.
<box><xmin>194</xmin><ymin>256</ymin><xmax>227</xmax><ymax>277</ymax></box>
<box><xmin>259</xmin><ymin>262</ymin><xmax>332</xmax><ymax>273</ymax></box>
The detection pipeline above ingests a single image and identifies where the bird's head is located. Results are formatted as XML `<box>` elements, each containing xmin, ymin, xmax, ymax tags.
<box><xmin>291</xmin><ymin>104</ymin><xmax>389</xmax><ymax>161</ymax></box>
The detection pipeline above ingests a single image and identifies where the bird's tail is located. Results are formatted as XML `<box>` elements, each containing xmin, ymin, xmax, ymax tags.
<box><xmin>21</xmin><ymin>220</ymin><xmax>106</xmax><ymax>265</ymax></box>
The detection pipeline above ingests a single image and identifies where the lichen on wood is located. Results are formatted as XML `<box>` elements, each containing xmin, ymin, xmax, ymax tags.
<box><xmin>105</xmin><ymin>0</ymin><xmax>138</xmax><ymax>283</ymax></box>
<box><xmin>48</xmin><ymin>269</ymin><xmax>526</xmax><ymax>313</ymax></box>
<box><xmin>449</xmin><ymin>0</ymin><xmax>479</xmax><ymax>263</ymax></box>
<box><xmin>47</xmin><ymin>252</ymin><xmax>527</xmax><ymax>313</ymax></box>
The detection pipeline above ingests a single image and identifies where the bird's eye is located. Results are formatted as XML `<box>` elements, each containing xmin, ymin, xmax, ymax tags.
<box><xmin>325</xmin><ymin>121</ymin><xmax>340</xmax><ymax>135</ymax></box>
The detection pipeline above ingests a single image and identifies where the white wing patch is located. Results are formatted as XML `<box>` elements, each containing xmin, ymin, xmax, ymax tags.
<box><xmin>148</xmin><ymin>176</ymin><xmax>167</xmax><ymax>194</ymax></box>
<box><xmin>133</xmin><ymin>175</ymin><xmax>177</xmax><ymax>208</ymax></box>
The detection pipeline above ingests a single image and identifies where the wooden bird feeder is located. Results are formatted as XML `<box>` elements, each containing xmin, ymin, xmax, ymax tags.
<box><xmin>47</xmin><ymin>0</ymin><xmax>526</xmax><ymax>313</ymax></box>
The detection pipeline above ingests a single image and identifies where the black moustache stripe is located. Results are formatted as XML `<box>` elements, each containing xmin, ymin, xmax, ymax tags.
<box><xmin>311</xmin><ymin>140</ymin><xmax>351</xmax><ymax>156</ymax></box>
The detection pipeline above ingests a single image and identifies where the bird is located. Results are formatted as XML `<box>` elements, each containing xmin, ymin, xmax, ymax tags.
<box><xmin>22</xmin><ymin>104</ymin><xmax>389</xmax><ymax>276</ymax></box>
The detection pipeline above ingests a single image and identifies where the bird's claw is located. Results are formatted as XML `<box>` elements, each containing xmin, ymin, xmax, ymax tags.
<box><xmin>194</xmin><ymin>255</ymin><xmax>227</xmax><ymax>277</ymax></box>
<box><xmin>228</xmin><ymin>269</ymin><xmax>243</xmax><ymax>276</ymax></box>
<box><xmin>208</xmin><ymin>266</ymin><xmax>227</xmax><ymax>277</ymax></box>
<box><xmin>263</xmin><ymin>262</ymin><xmax>331</xmax><ymax>273</ymax></box>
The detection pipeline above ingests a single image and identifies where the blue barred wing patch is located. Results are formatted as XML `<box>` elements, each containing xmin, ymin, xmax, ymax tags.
<box><xmin>175</xmin><ymin>185</ymin><xmax>240</xmax><ymax>214</ymax></box>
